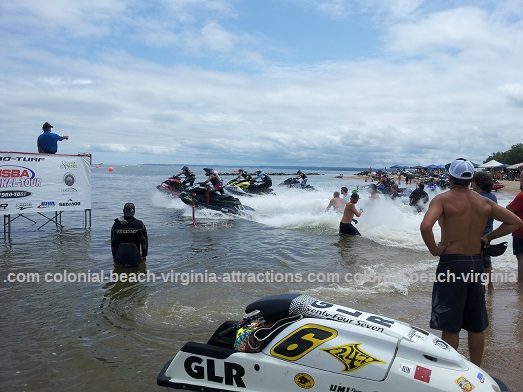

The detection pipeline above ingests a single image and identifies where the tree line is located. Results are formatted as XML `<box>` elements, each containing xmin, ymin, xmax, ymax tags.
<box><xmin>485</xmin><ymin>143</ymin><xmax>523</xmax><ymax>164</ymax></box>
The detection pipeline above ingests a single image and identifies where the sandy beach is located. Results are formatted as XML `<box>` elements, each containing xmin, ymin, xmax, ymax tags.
<box><xmin>495</xmin><ymin>180</ymin><xmax>521</xmax><ymax>196</ymax></box>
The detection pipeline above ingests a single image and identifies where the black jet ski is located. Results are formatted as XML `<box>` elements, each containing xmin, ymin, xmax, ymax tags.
<box><xmin>179</xmin><ymin>184</ymin><xmax>254</xmax><ymax>215</ymax></box>
<box><xmin>158</xmin><ymin>293</ymin><xmax>511</xmax><ymax>392</ymax></box>
<box><xmin>278</xmin><ymin>177</ymin><xmax>316</xmax><ymax>191</ymax></box>
<box><xmin>224</xmin><ymin>179</ymin><xmax>274</xmax><ymax>197</ymax></box>
<box><xmin>157</xmin><ymin>177</ymin><xmax>187</xmax><ymax>197</ymax></box>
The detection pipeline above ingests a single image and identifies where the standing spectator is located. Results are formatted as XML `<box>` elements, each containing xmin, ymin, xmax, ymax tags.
<box><xmin>420</xmin><ymin>158</ymin><xmax>522</xmax><ymax>366</ymax></box>
<box><xmin>471</xmin><ymin>171</ymin><xmax>497</xmax><ymax>293</ymax></box>
<box><xmin>507</xmin><ymin>170</ymin><xmax>523</xmax><ymax>284</ymax></box>
<box><xmin>37</xmin><ymin>122</ymin><xmax>69</xmax><ymax>153</ymax></box>
<box><xmin>111</xmin><ymin>203</ymin><xmax>148</xmax><ymax>267</ymax></box>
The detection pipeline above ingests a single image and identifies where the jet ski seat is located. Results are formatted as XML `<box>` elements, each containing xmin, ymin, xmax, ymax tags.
<box><xmin>207</xmin><ymin>320</ymin><xmax>238</xmax><ymax>349</ymax></box>
<box><xmin>244</xmin><ymin>294</ymin><xmax>299</xmax><ymax>323</ymax></box>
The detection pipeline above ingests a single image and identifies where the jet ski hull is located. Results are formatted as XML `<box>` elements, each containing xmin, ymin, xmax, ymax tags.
<box><xmin>157</xmin><ymin>178</ymin><xmax>186</xmax><ymax>197</ymax></box>
<box><xmin>179</xmin><ymin>185</ymin><xmax>254</xmax><ymax>215</ymax></box>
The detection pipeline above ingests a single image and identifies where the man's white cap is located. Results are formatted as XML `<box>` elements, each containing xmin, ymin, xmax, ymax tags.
<box><xmin>449</xmin><ymin>158</ymin><xmax>474</xmax><ymax>179</ymax></box>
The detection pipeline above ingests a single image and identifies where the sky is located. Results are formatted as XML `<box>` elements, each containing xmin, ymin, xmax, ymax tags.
<box><xmin>1</xmin><ymin>0</ymin><xmax>522</xmax><ymax>168</ymax></box>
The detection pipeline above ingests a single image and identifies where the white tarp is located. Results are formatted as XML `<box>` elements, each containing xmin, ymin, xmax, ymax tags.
<box><xmin>507</xmin><ymin>162</ymin><xmax>523</xmax><ymax>169</ymax></box>
<box><xmin>0</xmin><ymin>151</ymin><xmax>91</xmax><ymax>215</ymax></box>
<box><xmin>479</xmin><ymin>159</ymin><xmax>502</xmax><ymax>168</ymax></box>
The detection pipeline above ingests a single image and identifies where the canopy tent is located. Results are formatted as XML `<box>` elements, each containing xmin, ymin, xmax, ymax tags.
<box><xmin>507</xmin><ymin>163</ymin><xmax>523</xmax><ymax>169</ymax></box>
<box><xmin>479</xmin><ymin>160</ymin><xmax>503</xmax><ymax>168</ymax></box>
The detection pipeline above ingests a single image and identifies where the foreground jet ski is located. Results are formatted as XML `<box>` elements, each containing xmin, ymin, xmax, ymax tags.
<box><xmin>179</xmin><ymin>183</ymin><xmax>254</xmax><ymax>215</ymax></box>
<box><xmin>158</xmin><ymin>293</ymin><xmax>511</xmax><ymax>392</ymax></box>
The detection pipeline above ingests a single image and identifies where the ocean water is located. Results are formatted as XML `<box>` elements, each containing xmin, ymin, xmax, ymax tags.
<box><xmin>1</xmin><ymin>164</ymin><xmax>522</xmax><ymax>391</ymax></box>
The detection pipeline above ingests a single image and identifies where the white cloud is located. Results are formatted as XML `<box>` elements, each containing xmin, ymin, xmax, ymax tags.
<box><xmin>384</xmin><ymin>7</ymin><xmax>519</xmax><ymax>56</ymax></box>
<box><xmin>1</xmin><ymin>1</ymin><xmax>522</xmax><ymax>167</ymax></box>
<box><xmin>500</xmin><ymin>83</ymin><xmax>523</xmax><ymax>108</ymax></box>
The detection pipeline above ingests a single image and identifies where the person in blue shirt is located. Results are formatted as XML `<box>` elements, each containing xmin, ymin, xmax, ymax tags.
<box><xmin>37</xmin><ymin>122</ymin><xmax>69</xmax><ymax>154</ymax></box>
<box><xmin>248</xmin><ymin>170</ymin><xmax>272</xmax><ymax>193</ymax></box>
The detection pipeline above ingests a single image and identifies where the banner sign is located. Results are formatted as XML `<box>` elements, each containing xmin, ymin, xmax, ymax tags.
<box><xmin>0</xmin><ymin>152</ymin><xmax>91</xmax><ymax>215</ymax></box>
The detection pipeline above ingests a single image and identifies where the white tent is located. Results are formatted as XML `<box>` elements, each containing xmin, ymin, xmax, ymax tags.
<box><xmin>507</xmin><ymin>162</ymin><xmax>523</xmax><ymax>169</ymax></box>
<box><xmin>479</xmin><ymin>160</ymin><xmax>503</xmax><ymax>168</ymax></box>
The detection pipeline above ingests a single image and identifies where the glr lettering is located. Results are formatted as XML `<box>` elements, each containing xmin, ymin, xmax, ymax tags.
<box><xmin>184</xmin><ymin>356</ymin><xmax>246</xmax><ymax>388</ymax></box>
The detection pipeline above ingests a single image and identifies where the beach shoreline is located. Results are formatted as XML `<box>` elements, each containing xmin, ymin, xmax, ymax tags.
<box><xmin>335</xmin><ymin>174</ymin><xmax>521</xmax><ymax>196</ymax></box>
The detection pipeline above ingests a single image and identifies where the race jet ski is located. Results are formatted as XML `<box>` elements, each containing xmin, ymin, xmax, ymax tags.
<box><xmin>179</xmin><ymin>183</ymin><xmax>254</xmax><ymax>215</ymax></box>
<box><xmin>224</xmin><ymin>179</ymin><xmax>274</xmax><ymax>197</ymax></box>
<box><xmin>157</xmin><ymin>177</ymin><xmax>187</xmax><ymax>198</ymax></box>
<box><xmin>158</xmin><ymin>293</ymin><xmax>511</xmax><ymax>392</ymax></box>
<box><xmin>493</xmin><ymin>180</ymin><xmax>505</xmax><ymax>191</ymax></box>
<box><xmin>278</xmin><ymin>177</ymin><xmax>316</xmax><ymax>191</ymax></box>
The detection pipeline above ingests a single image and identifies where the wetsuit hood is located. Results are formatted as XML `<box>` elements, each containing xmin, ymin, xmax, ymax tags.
<box><xmin>117</xmin><ymin>216</ymin><xmax>135</xmax><ymax>224</ymax></box>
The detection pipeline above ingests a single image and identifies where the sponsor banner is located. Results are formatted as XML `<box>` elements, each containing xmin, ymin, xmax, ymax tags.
<box><xmin>0</xmin><ymin>152</ymin><xmax>91</xmax><ymax>214</ymax></box>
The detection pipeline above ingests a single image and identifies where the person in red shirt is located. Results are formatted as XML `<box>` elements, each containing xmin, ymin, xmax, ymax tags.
<box><xmin>507</xmin><ymin>170</ymin><xmax>523</xmax><ymax>284</ymax></box>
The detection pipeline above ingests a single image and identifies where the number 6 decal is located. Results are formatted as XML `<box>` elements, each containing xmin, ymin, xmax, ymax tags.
<box><xmin>270</xmin><ymin>324</ymin><xmax>338</xmax><ymax>360</ymax></box>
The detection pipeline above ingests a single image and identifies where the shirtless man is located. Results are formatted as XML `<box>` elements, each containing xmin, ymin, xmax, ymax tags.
<box><xmin>326</xmin><ymin>191</ymin><xmax>347</xmax><ymax>213</ymax></box>
<box><xmin>420</xmin><ymin>158</ymin><xmax>523</xmax><ymax>366</ymax></box>
<box><xmin>339</xmin><ymin>192</ymin><xmax>363</xmax><ymax>235</ymax></box>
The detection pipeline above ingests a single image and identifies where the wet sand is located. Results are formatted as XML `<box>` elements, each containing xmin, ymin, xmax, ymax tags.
<box><xmin>409</xmin><ymin>285</ymin><xmax>523</xmax><ymax>388</ymax></box>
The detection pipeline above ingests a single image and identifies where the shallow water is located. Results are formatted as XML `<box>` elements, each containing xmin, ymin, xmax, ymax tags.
<box><xmin>1</xmin><ymin>165</ymin><xmax>521</xmax><ymax>391</ymax></box>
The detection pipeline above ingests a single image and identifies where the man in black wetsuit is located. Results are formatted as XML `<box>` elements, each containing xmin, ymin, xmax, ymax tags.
<box><xmin>111</xmin><ymin>203</ymin><xmax>148</xmax><ymax>267</ymax></box>
<box><xmin>249</xmin><ymin>170</ymin><xmax>272</xmax><ymax>193</ymax></box>
<box><xmin>172</xmin><ymin>165</ymin><xmax>196</xmax><ymax>187</ymax></box>
<box><xmin>296</xmin><ymin>170</ymin><xmax>308</xmax><ymax>188</ymax></box>
<box><xmin>235</xmin><ymin>169</ymin><xmax>252</xmax><ymax>182</ymax></box>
